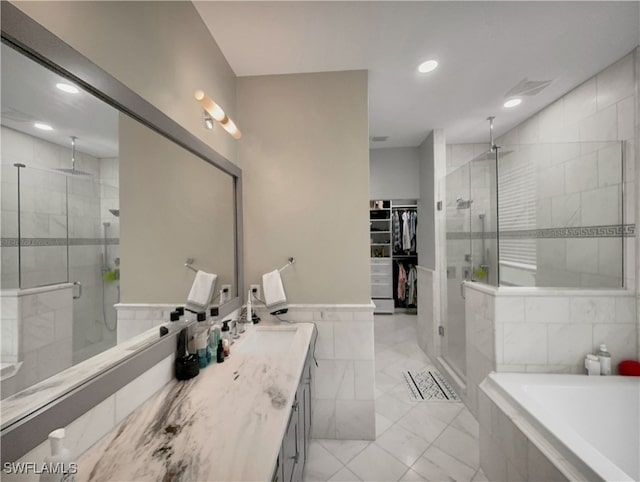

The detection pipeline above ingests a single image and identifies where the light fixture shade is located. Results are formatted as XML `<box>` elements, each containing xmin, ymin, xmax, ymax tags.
<box><xmin>194</xmin><ymin>89</ymin><xmax>242</xmax><ymax>139</ymax></box>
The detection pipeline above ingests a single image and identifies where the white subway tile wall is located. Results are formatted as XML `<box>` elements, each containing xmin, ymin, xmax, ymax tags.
<box><xmin>494</xmin><ymin>51</ymin><xmax>636</xmax><ymax>290</ymax></box>
<box><xmin>255</xmin><ymin>303</ymin><xmax>376</xmax><ymax>440</ymax></box>
<box><xmin>0</xmin><ymin>285</ymin><xmax>73</xmax><ymax>398</ymax></box>
<box><xmin>1</xmin><ymin>126</ymin><xmax>120</xmax><ymax>365</ymax></box>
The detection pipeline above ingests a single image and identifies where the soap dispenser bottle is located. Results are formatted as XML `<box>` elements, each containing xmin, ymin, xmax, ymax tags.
<box><xmin>596</xmin><ymin>344</ymin><xmax>612</xmax><ymax>375</ymax></box>
<box><xmin>39</xmin><ymin>428</ymin><xmax>76</xmax><ymax>482</ymax></box>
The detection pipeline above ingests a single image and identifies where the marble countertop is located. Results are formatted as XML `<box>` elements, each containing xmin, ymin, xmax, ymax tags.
<box><xmin>77</xmin><ymin>322</ymin><xmax>315</xmax><ymax>482</ymax></box>
<box><xmin>1</xmin><ymin>320</ymin><xmax>191</xmax><ymax>430</ymax></box>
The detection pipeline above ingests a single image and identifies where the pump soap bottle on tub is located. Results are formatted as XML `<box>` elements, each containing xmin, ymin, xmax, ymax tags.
<box><xmin>596</xmin><ymin>344</ymin><xmax>611</xmax><ymax>375</ymax></box>
<box><xmin>39</xmin><ymin>428</ymin><xmax>77</xmax><ymax>482</ymax></box>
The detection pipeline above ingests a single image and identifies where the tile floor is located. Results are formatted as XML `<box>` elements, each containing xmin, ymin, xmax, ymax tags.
<box><xmin>303</xmin><ymin>314</ymin><xmax>487</xmax><ymax>482</ymax></box>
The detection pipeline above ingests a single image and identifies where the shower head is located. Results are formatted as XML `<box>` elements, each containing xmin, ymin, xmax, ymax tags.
<box><xmin>109</xmin><ymin>209</ymin><xmax>120</xmax><ymax>217</ymax></box>
<box><xmin>54</xmin><ymin>136</ymin><xmax>92</xmax><ymax>176</ymax></box>
<box><xmin>55</xmin><ymin>168</ymin><xmax>92</xmax><ymax>176</ymax></box>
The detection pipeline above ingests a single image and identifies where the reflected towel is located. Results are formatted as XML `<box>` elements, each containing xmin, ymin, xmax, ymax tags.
<box><xmin>262</xmin><ymin>269</ymin><xmax>287</xmax><ymax>312</ymax></box>
<box><xmin>186</xmin><ymin>270</ymin><xmax>217</xmax><ymax>313</ymax></box>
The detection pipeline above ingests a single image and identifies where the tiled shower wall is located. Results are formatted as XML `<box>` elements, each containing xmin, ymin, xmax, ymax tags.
<box><xmin>496</xmin><ymin>50</ymin><xmax>637</xmax><ymax>289</ymax></box>
<box><xmin>463</xmin><ymin>282</ymin><xmax>638</xmax><ymax>417</ymax></box>
<box><xmin>0</xmin><ymin>284</ymin><xmax>73</xmax><ymax>398</ymax></box>
<box><xmin>1</xmin><ymin>126</ymin><xmax>119</xmax><ymax>362</ymax></box>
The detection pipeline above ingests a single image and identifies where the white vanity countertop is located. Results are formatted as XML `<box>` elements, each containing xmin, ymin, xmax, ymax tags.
<box><xmin>76</xmin><ymin>322</ymin><xmax>315</xmax><ymax>482</ymax></box>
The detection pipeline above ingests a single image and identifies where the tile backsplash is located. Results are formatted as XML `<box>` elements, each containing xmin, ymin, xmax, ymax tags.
<box><xmin>462</xmin><ymin>282</ymin><xmax>637</xmax><ymax>417</ymax></box>
<box><xmin>255</xmin><ymin>303</ymin><xmax>376</xmax><ymax>441</ymax></box>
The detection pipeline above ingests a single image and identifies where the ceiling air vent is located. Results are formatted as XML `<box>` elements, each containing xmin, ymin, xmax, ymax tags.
<box><xmin>505</xmin><ymin>78</ymin><xmax>553</xmax><ymax>97</ymax></box>
<box><xmin>371</xmin><ymin>136</ymin><xmax>388</xmax><ymax>142</ymax></box>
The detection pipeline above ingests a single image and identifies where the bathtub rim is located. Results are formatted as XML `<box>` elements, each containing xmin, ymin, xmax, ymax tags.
<box><xmin>481</xmin><ymin>372</ymin><xmax>638</xmax><ymax>482</ymax></box>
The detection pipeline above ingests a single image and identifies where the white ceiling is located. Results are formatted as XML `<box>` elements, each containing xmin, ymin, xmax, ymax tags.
<box><xmin>1</xmin><ymin>43</ymin><xmax>119</xmax><ymax>159</ymax></box>
<box><xmin>194</xmin><ymin>1</ymin><xmax>640</xmax><ymax>148</ymax></box>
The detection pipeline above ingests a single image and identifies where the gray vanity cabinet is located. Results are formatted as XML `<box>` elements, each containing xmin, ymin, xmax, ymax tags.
<box><xmin>273</xmin><ymin>336</ymin><xmax>314</xmax><ymax>482</ymax></box>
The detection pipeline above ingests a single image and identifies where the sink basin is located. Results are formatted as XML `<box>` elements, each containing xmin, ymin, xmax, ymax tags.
<box><xmin>236</xmin><ymin>328</ymin><xmax>297</xmax><ymax>354</ymax></box>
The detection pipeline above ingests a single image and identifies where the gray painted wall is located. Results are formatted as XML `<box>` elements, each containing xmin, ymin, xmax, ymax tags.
<box><xmin>237</xmin><ymin>71</ymin><xmax>371</xmax><ymax>304</ymax></box>
<box><xmin>369</xmin><ymin>147</ymin><xmax>420</xmax><ymax>200</ymax></box>
<box><xmin>13</xmin><ymin>0</ymin><xmax>238</xmax><ymax>164</ymax></box>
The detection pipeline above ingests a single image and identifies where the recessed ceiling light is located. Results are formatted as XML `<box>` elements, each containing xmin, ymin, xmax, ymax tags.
<box><xmin>56</xmin><ymin>82</ymin><xmax>79</xmax><ymax>94</ymax></box>
<box><xmin>418</xmin><ymin>60</ymin><xmax>438</xmax><ymax>74</ymax></box>
<box><xmin>34</xmin><ymin>122</ymin><xmax>53</xmax><ymax>131</ymax></box>
<box><xmin>504</xmin><ymin>98</ymin><xmax>522</xmax><ymax>108</ymax></box>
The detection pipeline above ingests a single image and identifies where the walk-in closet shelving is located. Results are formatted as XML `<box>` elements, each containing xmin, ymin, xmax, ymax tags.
<box><xmin>391</xmin><ymin>201</ymin><xmax>418</xmax><ymax>313</ymax></box>
<box><xmin>370</xmin><ymin>200</ymin><xmax>393</xmax><ymax>313</ymax></box>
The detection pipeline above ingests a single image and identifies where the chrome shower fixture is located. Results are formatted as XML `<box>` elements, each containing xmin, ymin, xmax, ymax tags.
<box><xmin>109</xmin><ymin>209</ymin><xmax>120</xmax><ymax>217</ymax></box>
<box><xmin>487</xmin><ymin>116</ymin><xmax>496</xmax><ymax>152</ymax></box>
<box><xmin>55</xmin><ymin>136</ymin><xmax>92</xmax><ymax>176</ymax></box>
<box><xmin>456</xmin><ymin>198</ymin><xmax>473</xmax><ymax>209</ymax></box>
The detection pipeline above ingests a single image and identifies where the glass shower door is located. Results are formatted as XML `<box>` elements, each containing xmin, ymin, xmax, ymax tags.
<box><xmin>443</xmin><ymin>163</ymin><xmax>472</xmax><ymax>379</ymax></box>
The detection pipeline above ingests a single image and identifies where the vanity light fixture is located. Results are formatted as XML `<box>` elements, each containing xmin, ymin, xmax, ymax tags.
<box><xmin>34</xmin><ymin>122</ymin><xmax>53</xmax><ymax>131</ymax></box>
<box><xmin>56</xmin><ymin>82</ymin><xmax>79</xmax><ymax>94</ymax></box>
<box><xmin>203</xmin><ymin>110</ymin><xmax>214</xmax><ymax>130</ymax></box>
<box><xmin>194</xmin><ymin>90</ymin><xmax>241</xmax><ymax>139</ymax></box>
<box><xmin>418</xmin><ymin>60</ymin><xmax>439</xmax><ymax>74</ymax></box>
<box><xmin>504</xmin><ymin>98</ymin><xmax>522</xmax><ymax>108</ymax></box>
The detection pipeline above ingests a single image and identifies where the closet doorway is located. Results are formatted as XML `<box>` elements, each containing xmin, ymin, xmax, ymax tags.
<box><xmin>370</xmin><ymin>199</ymin><xmax>418</xmax><ymax>314</ymax></box>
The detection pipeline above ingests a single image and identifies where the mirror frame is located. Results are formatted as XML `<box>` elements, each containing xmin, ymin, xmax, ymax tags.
<box><xmin>1</xmin><ymin>2</ymin><xmax>244</xmax><ymax>462</ymax></box>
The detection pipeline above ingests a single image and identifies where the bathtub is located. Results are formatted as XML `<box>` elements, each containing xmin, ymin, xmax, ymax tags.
<box><xmin>479</xmin><ymin>372</ymin><xmax>639</xmax><ymax>481</ymax></box>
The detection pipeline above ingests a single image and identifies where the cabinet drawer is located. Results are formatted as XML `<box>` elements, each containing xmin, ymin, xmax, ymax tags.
<box><xmin>371</xmin><ymin>283</ymin><xmax>392</xmax><ymax>298</ymax></box>
<box><xmin>370</xmin><ymin>257</ymin><xmax>392</xmax><ymax>266</ymax></box>
<box><xmin>371</xmin><ymin>274</ymin><xmax>392</xmax><ymax>285</ymax></box>
<box><xmin>371</xmin><ymin>263</ymin><xmax>392</xmax><ymax>276</ymax></box>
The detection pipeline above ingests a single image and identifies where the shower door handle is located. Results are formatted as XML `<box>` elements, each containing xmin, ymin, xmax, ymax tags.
<box><xmin>73</xmin><ymin>281</ymin><xmax>82</xmax><ymax>300</ymax></box>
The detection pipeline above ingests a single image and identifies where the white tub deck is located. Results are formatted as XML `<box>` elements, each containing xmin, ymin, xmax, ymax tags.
<box><xmin>486</xmin><ymin>373</ymin><xmax>639</xmax><ymax>482</ymax></box>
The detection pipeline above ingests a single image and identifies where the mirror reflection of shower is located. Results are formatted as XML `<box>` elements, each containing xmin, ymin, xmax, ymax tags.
<box><xmin>456</xmin><ymin>197</ymin><xmax>473</xmax><ymax>209</ymax></box>
<box><xmin>477</xmin><ymin>213</ymin><xmax>490</xmax><ymax>281</ymax></box>
<box><xmin>101</xmin><ymin>209</ymin><xmax>119</xmax><ymax>332</ymax></box>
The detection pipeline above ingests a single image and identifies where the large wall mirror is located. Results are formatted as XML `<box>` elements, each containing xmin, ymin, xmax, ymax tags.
<box><xmin>0</xmin><ymin>3</ymin><xmax>242</xmax><ymax>454</ymax></box>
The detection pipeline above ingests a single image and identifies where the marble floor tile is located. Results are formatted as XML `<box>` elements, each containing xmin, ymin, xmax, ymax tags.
<box><xmin>319</xmin><ymin>439</ymin><xmax>371</xmax><ymax>465</ymax></box>
<box><xmin>376</xmin><ymin>412</ymin><xmax>394</xmax><ymax>438</ymax></box>
<box><xmin>432</xmin><ymin>424</ymin><xmax>480</xmax><ymax>470</ymax></box>
<box><xmin>375</xmin><ymin>370</ymin><xmax>399</xmax><ymax>393</ymax></box>
<box><xmin>472</xmin><ymin>468</ymin><xmax>489</xmax><ymax>481</ymax></box>
<box><xmin>385</xmin><ymin>381</ymin><xmax>420</xmax><ymax>405</ymax></box>
<box><xmin>410</xmin><ymin>400</ymin><xmax>464</xmax><ymax>425</ymax></box>
<box><xmin>396</xmin><ymin>405</ymin><xmax>450</xmax><ymax>443</ymax></box>
<box><xmin>347</xmin><ymin>443</ymin><xmax>410</xmax><ymax>482</ymax></box>
<box><xmin>411</xmin><ymin>446</ymin><xmax>477</xmax><ymax>482</ymax></box>
<box><xmin>306</xmin><ymin>314</ymin><xmax>482</xmax><ymax>482</ymax></box>
<box><xmin>328</xmin><ymin>466</ymin><xmax>362</xmax><ymax>482</ymax></box>
<box><xmin>375</xmin><ymin>424</ymin><xmax>431</xmax><ymax>467</ymax></box>
<box><xmin>304</xmin><ymin>440</ymin><xmax>344</xmax><ymax>481</ymax></box>
<box><xmin>451</xmin><ymin>407</ymin><xmax>480</xmax><ymax>440</ymax></box>
<box><xmin>375</xmin><ymin>392</ymin><xmax>414</xmax><ymax>423</ymax></box>
<box><xmin>399</xmin><ymin>468</ymin><xmax>428</xmax><ymax>481</ymax></box>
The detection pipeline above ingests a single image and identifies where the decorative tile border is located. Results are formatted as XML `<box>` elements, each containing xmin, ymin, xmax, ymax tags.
<box><xmin>447</xmin><ymin>224</ymin><xmax>635</xmax><ymax>240</ymax></box>
<box><xmin>1</xmin><ymin>237</ymin><xmax>119</xmax><ymax>247</ymax></box>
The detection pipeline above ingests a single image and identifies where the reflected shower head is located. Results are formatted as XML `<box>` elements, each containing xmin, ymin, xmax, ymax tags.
<box><xmin>456</xmin><ymin>198</ymin><xmax>473</xmax><ymax>209</ymax></box>
<box><xmin>54</xmin><ymin>136</ymin><xmax>92</xmax><ymax>176</ymax></box>
<box><xmin>109</xmin><ymin>209</ymin><xmax>120</xmax><ymax>217</ymax></box>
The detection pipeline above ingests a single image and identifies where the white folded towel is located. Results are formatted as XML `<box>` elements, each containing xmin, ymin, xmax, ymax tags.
<box><xmin>186</xmin><ymin>270</ymin><xmax>217</xmax><ymax>313</ymax></box>
<box><xmin>262</xmin><ymin>269</ymin><xmax>287</xmax><ymax>314</ymax></box>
